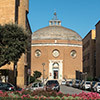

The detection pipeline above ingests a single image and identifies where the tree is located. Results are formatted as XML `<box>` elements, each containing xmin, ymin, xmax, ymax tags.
<box><xmin>33</xmin><ymin>71</ymin><xmax>42</xmax><ymax>79</ymax></box>
<box><xmin>0</xmin><ymin>24</ymin><xmax>30</xmax><ymax>67</ymax></box>
<box><xmin>30</xmin><ymin>71</ymin><xmax>42</xmax><ymax>83</ymax></box>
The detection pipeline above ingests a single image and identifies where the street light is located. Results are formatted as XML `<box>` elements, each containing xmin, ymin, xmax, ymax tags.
<box><xmin>42</xmin><ymin>63</ymin><xmax>45</xmax><ymax>84</ymax></box>
<box><xmin>14</xmin><ymin>63</ymin><xmax>17</xmax><ymax>87</ymax></box>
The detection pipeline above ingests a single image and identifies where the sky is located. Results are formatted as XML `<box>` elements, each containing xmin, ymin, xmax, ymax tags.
<box><xmin>28</xmin><ymin>0</ymin><xmax>100</xmax><ymax>38</ymax></box>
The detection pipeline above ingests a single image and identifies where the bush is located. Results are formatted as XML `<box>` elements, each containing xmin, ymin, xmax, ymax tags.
<box><xmin>87</xmin><ymin>76</ymin><xmax>93</xmax><ymax>81</ymax></box>
<box><xmin>0</xmin><ymin>90</ymin><xmax>100</xmax><ymax>100</ymax></box>
<box><xmin>30</xmin><ymin>71</ymin><xmax>42</xmax><ymax>83</ymax></box>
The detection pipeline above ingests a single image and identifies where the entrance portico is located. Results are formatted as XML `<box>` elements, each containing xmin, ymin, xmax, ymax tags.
<box><xmin>49</xmin><ymin>60</ymin><xmax>63</xmax><ymax>80</ymax></box>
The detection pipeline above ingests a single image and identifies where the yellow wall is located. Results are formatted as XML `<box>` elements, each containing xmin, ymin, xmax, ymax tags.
<box><xmin>0</xmin><ymin>0</ymin><xmax>15</xmax><ymax>24</ymax></box>
<box><xmin>0</xmin><ymin>0</ymin><xmax>30</xmax><ymax>88</ymax></box>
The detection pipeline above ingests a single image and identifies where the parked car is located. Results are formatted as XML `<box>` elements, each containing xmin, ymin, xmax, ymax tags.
<box><xmin>93</xmin><ymin>82</ymin><xmax>100</xmax><ymax>93</ymax></box>
<box><xmin>25</xmin><ymin>82</ymin><xmax>44</xmax><ymax>91</ymax></box>
<box><xmin>91</xmin><ymin>81</ymin><xmax>97</xmax><ymax>91</ymax></box>
<box><xmin>0</xmin><ymin>82</ymin><xmax>16</xmax><ymax>91</ymax></box>
<box><xmin>76</xmin><ymin>80</ymin><xmax>81</xmax><ymax>88</ymax></box>
<box><xmin>79</xmin><ymin>80</ymin><xmax>85</xmax><ymax>89</ymax></box>
<box><xmin>66</xmin><ymin>81</ymin><xmax>73</xmax><ymax>87</ymax></box>
<box><xmin>61</xmin><ymin>80</ymin><xmax>66</xmax><ymax>85</ymax></box>
<box><xmin>46</xmin><ymin>80</ymin><xmax>60</xmax><ymax>92</ymax></box>
<box><xmin>73</xmin><ymin>80</ymin><xmax>80</xmax><ymax>88</ymax></box>
<box><xmin>82</xmin><ymin>81</ymin><xmax>91</xmax><ymax>90</ymax></box>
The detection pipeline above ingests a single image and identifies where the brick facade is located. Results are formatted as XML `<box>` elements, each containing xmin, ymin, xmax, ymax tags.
<box><xmin>83</xmin><ymin>30</ymin><xmax>96</xmax><ymax>79</ymax></box>
<box><xmin>96</xmin><ymin>21</ymin><xmax>100</xmax><ymax>78</ymax></box>
<box><xmin>31</xmin><ymin>39</ymin><xmax>82</xmax><ymax>82</ymax></box>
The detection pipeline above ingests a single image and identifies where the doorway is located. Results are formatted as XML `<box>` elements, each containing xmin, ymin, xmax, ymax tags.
<box><xmin>54</xmin><ymin>70</ymin><xmax>58</xmax><ymax>79</ymax></box>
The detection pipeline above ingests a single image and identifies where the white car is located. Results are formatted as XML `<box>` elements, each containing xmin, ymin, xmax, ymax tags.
<box><xmin>61</xmin><ymin>81</ymin><xmax>66</xmax><ymax>85</ymax></box>
<box><xmin>93</xmin><ymin>82</ymin><xmax>100</xmax><ymax>93</ymax></box>
<box><xmin>82</xmin><ymin>81</ymin><xmax>91</xmax><ymax>90</ymax></box>
<box><xmin>25</xmin><ymin>82</ymin><xmax>44</xmax><ymax>91</ymax></box>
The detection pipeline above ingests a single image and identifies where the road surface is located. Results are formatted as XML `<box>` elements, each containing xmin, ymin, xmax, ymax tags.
<box><xmin>60</xmin><ymin>85</ymin><xmax>90</xmax><ymax>94</ymax></box>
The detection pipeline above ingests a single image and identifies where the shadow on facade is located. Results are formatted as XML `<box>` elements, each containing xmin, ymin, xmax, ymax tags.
<box><xmin>0</xmin><ymin>69</ymin><xmax>15</xmax><ymax>86</ymax></box>
<box><xmin>76</xmin><ymin>70</ymin><xmax>83</xmax><ymax>80</ymax></box>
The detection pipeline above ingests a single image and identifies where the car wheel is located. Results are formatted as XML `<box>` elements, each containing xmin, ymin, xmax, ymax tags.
<box><xmin>57</xmin><ymin>89</ymin><xmax>59</xmax><ymax>92</ymax></box>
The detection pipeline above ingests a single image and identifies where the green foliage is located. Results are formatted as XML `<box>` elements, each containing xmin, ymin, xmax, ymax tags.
<box><xmin>33</xmin><ymin>71</ymin><xmax>42</xmax><ymax>79</ymax></box>
<box><xmin>30</xmin><ymin>71</ymin><xmax>42</xmax><ymax>83</ymax></box>
<box><xmin>0</xmin><ymin>24</ymin><xmax>30</xmax><ymax>67</ymax></box>
<box><xmin>30</xmin><ymin>76</ymin><xmax>35</xmax><ymax>83</ymax></box>
<box><xmin>87</xmin><ymin>76</ymin><xmax>93</xmax><ymax>81</ymax></box>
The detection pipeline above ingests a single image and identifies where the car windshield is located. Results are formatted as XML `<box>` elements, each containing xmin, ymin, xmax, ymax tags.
<box><xmin>0</xmin><ymin>83</ymin><xmax>4</xmax><ymax>87</ymax></box>
<box><xmin>98</xmin><ymin>83</ymin><xmax>100</xmax><ymax>86</ymax></box>
<box><xmin>62</xmin><ymin>81</ymin><xmax>66</xmax><ymax>83</ymax></box>
<box><xmin>39</xmin><ymin>83</ymin><xmax>43</xmax><ymax>87</ymax></box>
<box><xmin>46</xmin><ymin>80</ymin><xmax>59</xmax><ymax>85</ymax></box>
<box><xmin>0</xmin><ymin>83</ymin><xmax>12</xmax><ymax>87</ymax></box>
<box><xmin>86</xmin><ymin>81</ymin><xmax>90</xmax><ymax>84</ymax></box>
<box><xmin>69</xmin><ymin>81</ymin><xmax>72</xmax><ymax>84</ymax></box>
<box><xmin>76</xmin><ymin>81</ymin><xmax>79</xmax><ymax>83</ymax></box>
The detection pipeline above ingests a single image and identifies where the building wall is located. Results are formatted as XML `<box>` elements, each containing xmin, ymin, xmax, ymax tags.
<box><xmin>0</xmin><ymin>0</ymin><xmax>30</xmax><ymax>88</ymax></box>
<box><xmin>17</xmin><ymin>0</ymin><xmax>29</xmax><ymax>88</ymax></box>
<box><xmin>83</xmin><ymin>30</ymin><xmax>96</xmax><ymax>79</ymax></box>
<box><xmin>0</xmin><ymin>0</ymin><xmax>15</xmax><ymax>24</ymax></box>
<box><xmin>31</xmin><ymin>39</ymin><xmax>82</xmax><ymax>81</ymax></box>
<box><xmin>18</xmin><ymin>0</ymin><xmax>29</xmax><ymax>27</ymax></box>
<box><xmin>96</xmin><ymin>21</ymin><xmax>100</xmax><ymax>78</ymax></box>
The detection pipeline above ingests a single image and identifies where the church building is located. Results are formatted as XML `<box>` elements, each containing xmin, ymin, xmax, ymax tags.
<box><xmin>31</xmin><ymin>13</ymin><xmax>82</xmax><ymax>82</ymax></box>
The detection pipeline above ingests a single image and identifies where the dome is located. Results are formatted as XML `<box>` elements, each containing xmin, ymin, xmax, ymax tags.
<box><xmin>32</xmin><ymin>12</ymin><xmax>82</xmax><ymax>41</ymax></box>
<box><xmin>32</xmin><ymin>26</ymin><xmax>82</xmax><ymax>41</ymax></box>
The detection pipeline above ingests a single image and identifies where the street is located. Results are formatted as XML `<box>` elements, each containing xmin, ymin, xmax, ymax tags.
<box><xmin>60</xmin><ymin>85</ymin><xmax>90</xmax><ymax>94</ymax></box>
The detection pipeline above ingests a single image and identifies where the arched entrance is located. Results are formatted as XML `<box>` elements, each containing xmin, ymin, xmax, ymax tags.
<box><xmin>49</xmin><ymin>60</ymin><xmax>63</xmax><ymax>80</ymax></box>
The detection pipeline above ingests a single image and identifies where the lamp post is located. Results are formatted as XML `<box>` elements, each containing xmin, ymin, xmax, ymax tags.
<box><xmin>28</xmin><ymin>68</ymin><xmax>31</xmax><ymax>85</ymax></box>
<box><xmin>14</xmin><ymin>63</ymin><xmax>17</xmax><ymax>87</ymax></box>
<box><xmin>42</xmin><ymin>63</ymin><xmax>45</xmax><ymax>84</ymax></box>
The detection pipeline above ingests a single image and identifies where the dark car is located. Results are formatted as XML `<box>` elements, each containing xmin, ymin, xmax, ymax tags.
<box><xmin>91</xmin><ymin>81</ymin><xmax>97</xmax><ymax>91</ymax></box>
<box><xmin>66</xmin><ymin>81</ymin><xmax>73</xmax><ymax>87</ymax></box>
<box><xmin>0</xmin><ymin>82</ymin><xmax>16</xmax><ymax>91</ymax></box>
<box><xmin>46</xmin><ymin>80</ymin><xmax>60</xmax><ymax>92</ymax></box>
<box><xmin>79</xmin><ymin>80</ymin><xmax>85</xmax><ymax>89</ymax></box>
<box><xmin>74</xmin><ymin>80</ymin><xmax>80</xmax><ymax>88</ymax></box>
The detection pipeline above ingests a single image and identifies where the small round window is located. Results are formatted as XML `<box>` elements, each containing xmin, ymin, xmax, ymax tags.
<box><xmin>52</xmin><ymin>49</ymin><xmax>60</xmax><ymax>58</ymax></box>
<box><xmin>35</xmin><ymin>49</ymin><xmax>41</xmax><ymax>57</ymax></box>
<box><xmin>70</xmin><ymin>50</ymin><xmax>77</xmax><ymax>58</ymax></box>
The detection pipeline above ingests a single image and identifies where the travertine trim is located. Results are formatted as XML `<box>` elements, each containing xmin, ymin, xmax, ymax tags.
<box><xmin>31</xmin><ymin>43</ymin><xmax>82</xmax><ymax>47</ymax></box>
<box><xmin>49</xmin><ymin>60</ymin><xmax>63</xmax><ymax>80</ymax></box>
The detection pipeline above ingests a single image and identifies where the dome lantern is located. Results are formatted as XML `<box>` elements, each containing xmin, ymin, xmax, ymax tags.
<box><xmin>49</xmin><ymin>12</ymin><xmax>61</xmax><ymax>26</ymax></box>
